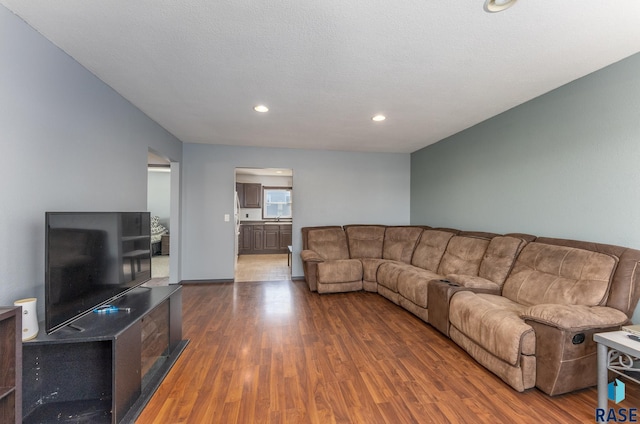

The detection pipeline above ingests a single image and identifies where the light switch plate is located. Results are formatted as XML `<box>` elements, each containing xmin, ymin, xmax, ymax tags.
<box><xmin>224</xmin><ymin>214</ymin><xmax>230</xmax><ymax>222</ymax></box>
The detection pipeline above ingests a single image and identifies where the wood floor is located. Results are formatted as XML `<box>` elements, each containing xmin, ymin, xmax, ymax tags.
<box><xmin>136</xmin><ymin>281</ymin><xmax>640</xmax><ymax>423</ymax></box>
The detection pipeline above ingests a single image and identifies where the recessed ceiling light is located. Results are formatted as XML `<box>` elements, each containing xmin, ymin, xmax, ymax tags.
<box><xmin>484</xmin><ymin>0</ymin><xmax>517</xmax><ymax>13</ymax></box>
<box><xmin>254</xmin><ymin>105</ymin><xmax>269</xmax><ymax>113</ymax></box>
<box><xmin>372</xmin><ymin>115</ymin><xmax>386</xmax><ymax>122</ymax></box>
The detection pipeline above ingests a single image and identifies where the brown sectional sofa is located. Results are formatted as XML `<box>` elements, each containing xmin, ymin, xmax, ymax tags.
<box><xmin>300</xmin><ymin>225</ymin><xmax>640</xmax><ymax>396</ymax></box>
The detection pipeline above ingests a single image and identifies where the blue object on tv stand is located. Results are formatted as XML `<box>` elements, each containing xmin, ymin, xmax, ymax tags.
<box><xmin>92</xmin><ymin>305</ymin><xmax>131</xmax><ymax>314</ymax></box>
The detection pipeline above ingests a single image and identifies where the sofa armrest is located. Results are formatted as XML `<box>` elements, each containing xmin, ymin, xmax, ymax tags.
<box><xmin>521</xmin><ymin>304</ymin><xmax>628</xmax><ymax>331</ymax></box>
<box><xmin>300</xmin><ymin>250</ymin><xmax>325</xmax><ymax>292</ymax></box>
<box><xmin>446</xmin><ymin>274</ymin><xmax>501</xmax><ymax>294</ymax></box>
<box><xmin>300</xmin><ymin>249</ymin><xmax>324</xmax><ymax>263</ymax></box>
<box><xmin>522</xmin><ymin>304</ymin><xmax>628</xmax><ymax>396</ymax></box>
<box><xmin>427</xmin><ymin>279</ymin><xmax>465</xmax><ymax>337</ymax></box>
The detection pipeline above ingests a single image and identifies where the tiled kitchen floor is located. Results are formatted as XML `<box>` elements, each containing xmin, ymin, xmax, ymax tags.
<box><xmin>235</xmin><ymin>253</ymin><xmax>291</xmax><ymax>282</ymax></box>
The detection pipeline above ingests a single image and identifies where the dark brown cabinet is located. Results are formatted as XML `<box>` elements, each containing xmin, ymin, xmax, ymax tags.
<box><xmin>243</xmin><ymin>183</ymin><xmax>262</xmax><ymax>208</ymax></box>
<box><xmin>239</xmin><ymin>225</ymin><xmax>252</xmax><ymax>251</ymax></box>
<box><xmin>239</xmin><ymin>223</ymin><xmax>291</xmax><ymax>254</ymax></box>
<box><xmin>22</xmin><ymin>286</ymin><xmax>187</xmax><ymax>424</ymax></box>
<box><xmin>279</xmin><ymin>225</ymin><xmax>292</xmax><ymax>249</ymax></box>
<box><xmin>236</xmin><ymin>183</ymin><xmax>262</xmax><ymax>208</ymax></box>
<box><xmin>252</xmin><ymin>225</ymin><xmax>264</xmax><ymax>250</ymax></box>
<box><xmin>264</xmin><ymin>226</ymin><xmax>280</xmax><ymax>250</ymax></box>
<box><xmin>0</xmin><ymin>306</ymin><xmax>21</xmax><ymax>424</ymax></box>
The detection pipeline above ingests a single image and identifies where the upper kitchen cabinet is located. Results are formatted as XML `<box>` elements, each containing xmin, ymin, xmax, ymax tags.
<box><xmin>237</xmin><ymin>183</ymin><xmax>262</xmax><ymax>208</ymax></box>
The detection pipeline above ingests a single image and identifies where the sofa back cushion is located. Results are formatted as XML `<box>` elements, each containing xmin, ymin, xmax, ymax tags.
<box><xmin>345</xmin><ymin>225</ymin><xmax>386</xmax><ymax>259</ymax></box>
<box><xmin>502</xmin><ymin>242</ymin><xmax>618</xmax><ymax>306</ymax></box>
<box><xmin>478</xmin><ymin>236</ymin><xmax>527</xmax><ymax>286</ymax></box>
<box><xmin>307</xmin><ymin>228</ymin><xmax>350</xmax><ymax>260</ymax></box>
<box><xmin>383</xmin><ymin>226</ymin><xmax>424</xmax><ymax>263</ymax></box>
<box><xmin>437</xmin><ymin>236</ymin><xmax>490</xmax><ymax>276</ymax></box>
<box><xmin>301</xmin><ymin>226</ymin><xmax>342</xmax><ymax>250</ymax></box>
<box><xmin>411</xmin><ymin>230</ymin><xmax>456</xmax><ymax>272</ymax></box>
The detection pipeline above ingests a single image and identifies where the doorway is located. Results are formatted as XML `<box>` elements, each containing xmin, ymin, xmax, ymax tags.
<box><xmin>234</xmin><ymin>167</ymin><xmax>293</xmax><ymax>282</ymax></box>
<box><xmin>147</xmin><ymin>150</ymin><xmax>171</xmax><ymax>285</ymax></box>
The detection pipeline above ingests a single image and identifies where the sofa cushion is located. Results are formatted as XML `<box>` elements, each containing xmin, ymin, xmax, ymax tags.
<box><xmin>307</xmin><ymin>228</ymin><xmax>350</xmax><ymax>260</ymax></box>
<box><xmin>437</xmin><ymin>236</ymin><xmax>490</xmax><ymax>276</ymax></box>
<box><xmin>361</xmin><ymin>258</ymin><xmax>385</xmax><ymax>282</ymax></box>
<box><xmin>449</xmin><ymin>291</ymin><xmax>535</xmax><ymax>366</ymax></box>
<box><xmin>478</xmin><ymin>236</ymin><xmax>527</xmax><ymax>286</ymax></box>
<box><xmin>345</xmin><ymin>225</ymin><xmax>386</xmax><ymax>259</ymax></box>
<box><xmin>377</xmin><ymin>261</ymin><xmax>414</xmax><ymax>292</ymax></box>
<box><xmin>382</xmin><ymin>227</ymin><xmax>424</xmax><ymax>263</ymax></box>
<box><xmin>534</xmin><ymin>237</ymin><xmax>640</xmax><ymax>317</ymax></box>
<box><xmin>501</xmin><ymin>242</ymin><xmax>618</xmax><ymax>307</ymax></box>
<box><xmin>317</xmin><ymin>259</ymin><xmax>363</xmax><ymax>284</ymax></box>
<box><xmin>411</xmin><ymin>230</ymin><xmax>455</xmax><ymax>272</ymax></box>
<box><xmin>301</xmin><ymin>226</ymin><xmax>342</xmax><ymax>250</ymax></box>
<box><xmin>397</xmin><ymin>269</ymin><xmax>441</xmax><ymax>308</ymax></box>
<box><xmin>449</xmin><ymin>327</ymin><xmax>536</xmax><ymax>392</ymax></box>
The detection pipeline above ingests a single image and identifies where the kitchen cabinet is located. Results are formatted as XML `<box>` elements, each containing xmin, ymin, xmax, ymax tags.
<box><xmin>244</xmin><ymin>184</ymin><xmax>262</xmax><ymax>208</ymax></box>
<box><xmin>279</xmin><ymin>225</ymin><xmax>292</xmax><ymax>249</ymax></box>
<box><xmin>236</xmin><ymin>183</ymin><xmax>262</xmax><ymax>208</ymax></box>
<box><xmin>239</xmin><ymin>223</ymin><xmax>291</xmax><ymax>254</ymax></box>
<box><xmin>264</xmin><ymin>226</ymin><xmax>280</xmax><ymax>250</ymax></box>
<box><xmin>252</xmin><ymin>225</ymin><xmax>264</xmax><ymax>250</ymax></box>
<box><xmin>239</xmin><ymin>225</ymin><xmax>252</xmax><ymax>251</ymax></box>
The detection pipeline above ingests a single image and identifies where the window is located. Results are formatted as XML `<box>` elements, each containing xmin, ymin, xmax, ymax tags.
<box><xmin>263</xmin><ymin>187</ymin><xmax>292</xmax><ymax>219</ymax></box>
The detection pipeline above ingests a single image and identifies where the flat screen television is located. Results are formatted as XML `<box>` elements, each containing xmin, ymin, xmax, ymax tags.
<box><xmin>45</xmin><ymin>212</ymin><xmax>152</xmax><ymax>334</ymax></box>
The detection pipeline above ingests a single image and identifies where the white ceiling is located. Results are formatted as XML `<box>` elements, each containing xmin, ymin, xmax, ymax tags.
<box><xmin>4</xmin><ymin>1</ymin><xmax>640</xmax><ymax>153</ymax></box>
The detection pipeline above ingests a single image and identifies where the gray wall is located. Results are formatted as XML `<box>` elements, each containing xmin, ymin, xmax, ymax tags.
<box><xmin>410</xmin><ymin>52</ymin><xmax>640</xmax><ymax>322</ymax></box>
<box><xmin>0</xmin><ymin>7</ymin><xmax>182</xmax><ymax>311</ymax></box>
<box><xmin>181</xmin><ymin>143</ymin><xmax>410</xmax><ymax>280</ymax></box>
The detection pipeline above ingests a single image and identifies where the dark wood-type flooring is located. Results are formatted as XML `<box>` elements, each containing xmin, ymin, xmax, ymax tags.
<box><xmin>136</xmin><ymin>280</ymin><xmax>640</xmax><ymax>423</ymax></box>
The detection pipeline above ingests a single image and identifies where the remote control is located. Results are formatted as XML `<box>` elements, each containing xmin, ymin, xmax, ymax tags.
<box><xmin>627</xmin><ymin>334</ymin><xmax>640</xmax><ymax>342</ymax></box>
<box><xmin>93</xmin><ymin>305</ymin><xmax>131</xmax><ymax>314</ymax></box>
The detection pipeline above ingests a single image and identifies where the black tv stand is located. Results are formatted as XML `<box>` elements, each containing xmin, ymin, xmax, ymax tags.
<box><xmin>21</xmin><ymin>285</ymin><xmax>187</xmax><ymax>423</ymax></box>
<box><xmin>67</xmin><ymin>323</ymin><xmax>85</xmax><ymax>332</ymax></box>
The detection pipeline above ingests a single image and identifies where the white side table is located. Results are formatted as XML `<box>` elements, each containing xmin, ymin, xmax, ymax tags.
<box><xmin>594</xmin><ymin>331</ymin><xmax>640</xmax><ymax>413</ymax></box>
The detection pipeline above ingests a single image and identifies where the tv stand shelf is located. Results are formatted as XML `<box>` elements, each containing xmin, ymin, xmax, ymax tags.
<box><xmin>22</xmin><ymin>285</ymin><xmax>187</xmax><ymax>424</ymax></box>
<box><xmin>0</xmin><ymin>306</ymin><xmax>21</xmax><ymax>424</ymax></box>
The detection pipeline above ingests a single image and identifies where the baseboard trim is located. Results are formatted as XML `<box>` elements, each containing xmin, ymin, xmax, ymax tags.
<box><xmin>180</xmin><ymin>279</ymin><xmax>234</xmax><ymax>285</ymax></box>
<box><xmin>180</xmin><ymin>277</ymin><xmax>305</xmax><ymax>284</ymax></box>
